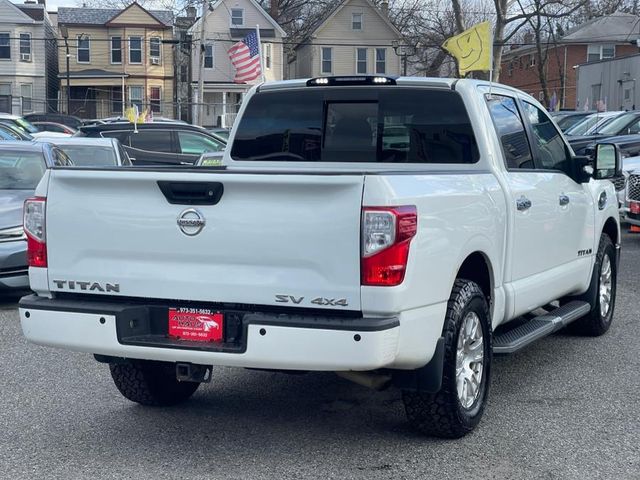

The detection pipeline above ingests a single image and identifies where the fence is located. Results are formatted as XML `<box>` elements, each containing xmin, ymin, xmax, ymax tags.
<box><xmin>0</xmin><ymin>95</ymin><xmax>242</xmax><ymax>128</ymax></box>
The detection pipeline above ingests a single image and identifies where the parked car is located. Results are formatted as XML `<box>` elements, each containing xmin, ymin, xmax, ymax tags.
<box><xmin>82</xmin><ymin>116</ymin><xmax>188</xmax><ymax>126</ymax></box>
<box><xmin>0</xmin><ymin>142</ymin><xmax>73</xmax><ymax>290</ymax></box>
<box><xmin>24</xmin><ymin>113</ymin><xmax>83</xmax><ymax>130</ymax></box>
<box><xmin>0</xmin><ymin>123</ymin><xmax>34</xmax><ymax>141</ymax></box>
<box><xmin>564</xmin><ymin>111</ymin><xmax>623</xmax><ymax>137</ymax></box>
<box><xmin>568</xmin><ymin>111</ymin><xmax>640</xmax><ymax>155</ymax></box>
<box><xmin>33</xmin><ymin>137</ymin><xmax>131</xmax><ymax>166</ymax></box>
<box><xmin>19</xmin><ymin>77</ymin><xmax>621</xmax><ymax>439</ymax></box>
<box><xmin>0</xmin><ymin>113</ymin><xmax>40</xmax><ymax>137</ymax></box>
<box><xmin>550</xmin><ymin>110</ymin><xmax>595</xmax><ymax>132</ymax></box>
<box><xmin>32</xmin><ymin>122</ymin><xmax>77</xmax><ymax>135</ymax></box>
<box><xmin>195</xmin><ymin>151</ymin><xmax>225</xmax><ymax>166</ymax></box>
<box><xmin>624</xmin><ymin>170</ymin><xmax>640</xmax><ymax>228</ymax></box>
<box><xmin>75</xmin><ymin>122</ymin><xmax>227</xmax><ymax>165</ymax></box>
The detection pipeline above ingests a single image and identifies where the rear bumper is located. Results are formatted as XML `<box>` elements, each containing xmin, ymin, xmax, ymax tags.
<box><xmin>19</xmin><ymin>295</ymin><xmax>413</xmax><ymax>371</ymax></box>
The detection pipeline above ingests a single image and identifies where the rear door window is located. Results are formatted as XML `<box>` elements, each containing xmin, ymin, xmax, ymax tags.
<box><xmin>486</xmin><ymin>95</ymin><xmax>534</xmax><ymax>169</ymax></box>
<box><xmin>231</xmin><ymin>88</ymin><xmax>479</xmax><ymax>163</ymax></box>
<box><xmin>128</xmin><ymin>130</ymin><xmax>174</xmax><ymax>153</ymax></box>
<box><xmin>177</xmin><ymin>131</ymin><xmax>225</xmax><ymax>155</ymax></box>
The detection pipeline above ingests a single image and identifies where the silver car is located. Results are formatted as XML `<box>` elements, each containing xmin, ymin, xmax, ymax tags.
<box><xmin>33</xmin><ymin>137</ymin><xmax>132</xmax><ymax>166</ymax></box>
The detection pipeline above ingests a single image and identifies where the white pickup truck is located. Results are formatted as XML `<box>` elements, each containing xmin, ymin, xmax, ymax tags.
<box><xmin>20</xmin><ymin>77</ymin><xmax>621</xmax><ymax>438</ymax></box>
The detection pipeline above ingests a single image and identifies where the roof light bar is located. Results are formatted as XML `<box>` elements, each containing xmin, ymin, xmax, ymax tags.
<box><xmin>306</xmin><ymin>76</ymin><xmax>396</xmax><ymax>87</ymax></box>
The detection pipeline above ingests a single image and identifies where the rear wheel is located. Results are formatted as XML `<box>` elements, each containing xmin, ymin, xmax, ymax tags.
<box><xmin>109</xmin><ymin>360</ymin><xmax>200</xmax><ymax>406</ymax></box>
<box><xmin>569</xmin><ymin>233</ymin><xmax>617</xmax><ymax>336</ymax></box>
<box><xmin>402</xmin><ymin>279</ymin><xmax>492</xmax><ymax>438</ymax></box>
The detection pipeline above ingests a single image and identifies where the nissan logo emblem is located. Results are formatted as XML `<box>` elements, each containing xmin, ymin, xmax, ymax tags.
<box><xmin>177</xmin><ymin>208</ymin><xmax>206</xmax><ymax>236</ymax></box>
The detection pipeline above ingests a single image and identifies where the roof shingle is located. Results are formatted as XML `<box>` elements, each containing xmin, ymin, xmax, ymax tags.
<box><xmin>57</xmin><ymin>6</ymin><xmax>173</xmax><ymax>26</ymax></box>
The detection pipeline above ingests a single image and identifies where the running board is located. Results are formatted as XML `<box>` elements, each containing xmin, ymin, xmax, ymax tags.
<box><xmin>494</xmin><ymin>301</ymin><xmax>591</xmax><ymax>354</ymax></box>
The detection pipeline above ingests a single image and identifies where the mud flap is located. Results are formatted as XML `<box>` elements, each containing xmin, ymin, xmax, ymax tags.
<box><xmin>392</xmin><ymin>337</ymin><xmax>444</xmax><ymax>393</ymax></box>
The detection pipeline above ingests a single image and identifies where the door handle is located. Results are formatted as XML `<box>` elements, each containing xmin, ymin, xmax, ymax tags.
<box><xmin>516</xmin><ymin>196</ymin><xmax>532</xmax><ymax>211</ymax></box>
<box><xmin>559</xmin><ymin>194</ymin><xmax>570</xmax><ymax>206</ymax></box>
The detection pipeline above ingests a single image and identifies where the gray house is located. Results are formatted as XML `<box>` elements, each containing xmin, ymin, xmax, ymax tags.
<box><xmin>576</xmin><ymin>53</ymin><xmax>640</xmax><ymax>112</ymax></box>
<box><xmin>0</xmin><ymin>0</ymin><xmax>58</xmax><ymax>114</ymax></box>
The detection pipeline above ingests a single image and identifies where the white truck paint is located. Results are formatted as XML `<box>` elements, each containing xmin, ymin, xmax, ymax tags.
<box><xmin>19</xmin><ymin>77</ymin><xmax>621</xmax><ymax>437</ymax></box>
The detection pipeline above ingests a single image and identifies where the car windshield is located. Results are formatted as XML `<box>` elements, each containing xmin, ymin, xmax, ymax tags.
<box><xmin>565</xmin><ymin>114</ymin><xmax>613</xmax><ymax>136</ymax></box>
<box><xmin>57</xmin><ymin>145</ymin><xmax>118</xmax><ymax>166</ymax></box>
<box><xmin>597</xmin><ymin>113</ymin><xmax>637</xmax><ymax>135</ymax></box>
<box><xmin>15</xmin><ymin>118</ymin><xmax>39</xmax><ymax>133</ymax></box>
<box><xmin>0</xmin><ymin>150</ymin><xmax>46</xmax><ymax>189</ymax></box>
<box><xmin>231</xmin><ymin>88</ymin><xmax>479</xmax><ymax>163</ymax></box>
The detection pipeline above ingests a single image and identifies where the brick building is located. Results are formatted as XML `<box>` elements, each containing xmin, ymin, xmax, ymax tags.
<box><xmin>500</xmin><ymin>13</ymin><xmax>640</xmax><ymax>110</ymax></box>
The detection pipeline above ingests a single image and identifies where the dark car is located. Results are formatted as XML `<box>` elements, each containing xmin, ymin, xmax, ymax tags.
<box><xmin>551</xmin><ymin>111</ymin><xmax>596</xmax><ymax>132</ymax></box>
<box><xmin>0</xmin><ymin>142</ymin><xmax>73</xmax><ymax>290</ymax></box>
<box><xmin>568</xmin><ymin>111</ymin><xmax>640</xmax><ymax>155</ymax></box>
<box><xmin>24</xmin><ymin>113</ymin><xmax>83</xmax><ymax>130</ymax></box>
<box><xmin>75</xmin><ymin>122</ymin><xmax>227</xmax><ymax>165</ymax></box>
<box><xmin>0</xmin><ymin>123</ymin><xmax>34</xmax><ymax>141</ymax></box>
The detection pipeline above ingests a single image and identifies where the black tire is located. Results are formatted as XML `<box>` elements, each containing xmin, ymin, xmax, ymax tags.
<box><xmin>109</xmin><ymin>360</ymin><xmax>200</xmax><ymax>406</ymax></box>
<box><xmin>569</xmin><ymin>233</ymin><xmax>617</xmax><ymax>336</ymax></box>
<box><xmin>402</xmin><ymin>279</ymin><xmax>492</xmax><ymax>438</ymax></box>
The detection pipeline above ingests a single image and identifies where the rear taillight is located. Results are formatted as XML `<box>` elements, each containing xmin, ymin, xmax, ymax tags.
<box><xmin>361</xmin><ymin>206</ymin><xmax>417</xmax><ymax>286</ymax></box>
<box><xmin>631</xmin><ymin>201</ymin><xmax>640</xmax><ymax>215</ymax></box>
<box><xmin>24</xmin><ymin>197</ymin><xmax>47</xmax><ymax>267</ymax></box>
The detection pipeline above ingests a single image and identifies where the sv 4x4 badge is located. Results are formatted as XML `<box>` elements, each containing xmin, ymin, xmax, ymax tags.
<box><xmin>275</xmin><ymin>295</ymin><xmax>349</xmax><ymax>307</ymax></box>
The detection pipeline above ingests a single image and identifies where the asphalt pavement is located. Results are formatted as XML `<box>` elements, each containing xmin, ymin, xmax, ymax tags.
<box><xmin>1</xmin><ymin>232</ymin><xmax>639</xmax><ymax>480</ymax></box>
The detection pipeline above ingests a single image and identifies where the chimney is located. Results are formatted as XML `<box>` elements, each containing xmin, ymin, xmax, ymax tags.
<box><xmin>380</xmin><ymin>0</ymin><xmax>389</xmax><ymax>17</ymax></box>
<box><xmin>186</xmin><ymin>6</ymin><xmax>196</xmax><ymax>18</ymax></box>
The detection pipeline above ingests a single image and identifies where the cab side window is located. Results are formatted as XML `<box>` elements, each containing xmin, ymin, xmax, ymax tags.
<box><xmin>486</xmin><ymin>95</ymin><xmax>534</xmax><ymax>169</ymax></box>
<box><xmin>521</xmin><ymin>101</ymin><xmax>572</xmax><ymax>175</ymax></box>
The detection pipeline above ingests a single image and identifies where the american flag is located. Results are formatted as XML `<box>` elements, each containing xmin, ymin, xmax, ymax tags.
<box><xmin>228</xmin><ymin>30</ymin><xmax>262</xmax><ymax>84</ymax></box>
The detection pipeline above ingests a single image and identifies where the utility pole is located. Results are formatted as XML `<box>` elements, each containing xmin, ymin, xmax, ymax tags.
<box><xmin>60</xmin><ymin>26</ymin><xmax>70</xmax><ymax>115</ymax></box>
<box><xmin>197</xmin><ymin>1</ymin><xmax>208</xmax><ymax>126</ymax></box>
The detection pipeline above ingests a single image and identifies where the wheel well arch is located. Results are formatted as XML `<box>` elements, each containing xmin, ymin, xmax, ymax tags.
<box><xmin>602</xmin><ymin>217</ymin><xmax>618</xmax><ymax>246</ymax></box>
<box><xmin>455</xmin><ymin>251</ymin><xmax>493</xmax><ymax>303</ymax></box>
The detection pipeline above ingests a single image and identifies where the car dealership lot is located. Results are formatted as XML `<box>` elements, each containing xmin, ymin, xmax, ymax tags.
<box><xmin>1</xmin><ymin>232</ymin><xmax>639</xmax><ymax>480</ymax></box>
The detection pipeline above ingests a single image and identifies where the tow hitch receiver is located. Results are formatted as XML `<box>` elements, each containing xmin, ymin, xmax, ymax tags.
<box><xmin>176</xmin><ymin>362</ymin><xmax>212</xmax><ymax>383</ymax></box>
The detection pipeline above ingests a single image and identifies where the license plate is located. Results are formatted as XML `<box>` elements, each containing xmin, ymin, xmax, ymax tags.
<box><xmin>168</xmin><ymin>308</ymin><xmax>224</xmax><ymax>343</ymax></box>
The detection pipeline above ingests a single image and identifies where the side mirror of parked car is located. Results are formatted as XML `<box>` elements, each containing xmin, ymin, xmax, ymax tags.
<box><xmin>574</xmin><ymin>143</ymin><xmax>621</xmax><ymax>183</ymax></box>
<box><xmin>593</xmin><ymin>143</ymin><xmax>621</xmax><ymax>180</ymax></box>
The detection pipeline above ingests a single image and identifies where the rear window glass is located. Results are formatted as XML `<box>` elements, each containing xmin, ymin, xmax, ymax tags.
<box><xmin>0</xmin><ymin>150</ymin><xmax>46</xmax><ymax>189</ymax></box>
<box><xmin>58</xmin><ymin>145</ymin><xmax>118</xmax><ymax>166</ymax></box>
<box><xmin>231</xmin><ymin>88</ymin><xmax>479</xmax><ymax>164</ymax></box>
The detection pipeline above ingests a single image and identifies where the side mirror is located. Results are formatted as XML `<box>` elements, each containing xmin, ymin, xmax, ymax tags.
<box><xmin>594</xmin><ymin>143</ymin><xmax>621</xmax><ymax>180</ymax></box>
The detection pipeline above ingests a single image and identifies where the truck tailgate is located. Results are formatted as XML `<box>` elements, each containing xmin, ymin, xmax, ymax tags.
<box><xmin>45</xmin><ymin>169</ymin><xmax>364</xmax><ymax>310</ymax></box>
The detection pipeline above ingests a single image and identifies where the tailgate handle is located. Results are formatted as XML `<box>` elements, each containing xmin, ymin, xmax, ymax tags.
<box><xmin>157</xmin><ymin>181</ymin><xmax>224</xmax><ymax>205</ymax></box>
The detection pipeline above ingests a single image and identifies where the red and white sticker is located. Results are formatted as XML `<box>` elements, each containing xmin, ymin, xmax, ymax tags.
<box><xmin>168</xmin><ymin>308</ymin><xmax>223</xmax><ymax>342</ymax></box>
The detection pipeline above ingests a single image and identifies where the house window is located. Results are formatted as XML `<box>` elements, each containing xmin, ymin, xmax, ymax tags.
<box><xmin>111</xmin><ymin>86</ymin><xmax>122</xmax><ymax>113</ymax></box>
<box><xmin>375</xmin><ymin>48</ymin><xmax>386</xmax><ymax>74</ymax></box>
<box><xmin>587</xmin><ymin>44</ymin><xmax>615</xmax><ymax>62</ymax></box>
<box><xmin>0</xmin><ymin>84</ymin><xmax>10</xmax><ymax>96</ymax></box>
<box><xmin>204</xmin><ymin>41</ymin><xmax>213</xmax><ymax>68</ymax></box>
<box><xmin>352</xmin><ymin>13</ymin><xmax>363</xmax><ymax>30</ymax></box>
<box><xmin>129</xmin><ymin>36</ymin><xmax>142</xmax><ymax>64</ymax></box>
<box><xmin>21</xmin><ymin>84</ymin><xmax>32</xmax><ymax>112</ymax></box>
<box><xmin>356</xmin><ymin>48</ymin><xmax>367</xmax><ymax>74</ymax></box>
<box><xmin>111</xmin><ymin>36</ymin><xmax>122</xmax><ymax>64</ymax></box>
<box><xmin>231</xmin><ymin>8</ymin><xmax>244</xmax><ymax>26</ymax></box>
<box><xmin>530</xmin><ymin>55</ymin><xmax>536</xmax><ymax>67</ymax></box>
<box><xmin>321</xmin><ymin>47</ymin><xmax>332</xmax><ymax>74</ymax></box>
<box><xmin>0</xmin><ymin>33</ymin><xmax>10</xmax><ymax>59</ymax></box>
<box><xmin>129</xmin><ymin>86</ymin><xmax>143</xmax><ymax>110</ymax></box>
<box><xmin>180</xmin><ymin>64</ymin><xmax>188</xmax><ymax>82</ymax></box>
<box><xmin>265</xmin><ymin>43</ymin><xmax>272</xmax><ymax>69</ymax></box>
<box><xmin>150</xmin><ymin>86</ymin><xmax>161</xmax><ymax>113</ymax></box>
<box><xmin>149</xmin><ymin>37</ymin><xmax>161</xmax><ymax>63</ymax></box>
<box><xmin>508</xmin><ymin>62</ymin><xmax>513</xmax><ymax>76</ymax></box>
<box><xmin>77</xmin><ymin>35</ymin><xmax>90</xmax><ymax>63</ymax></box>
<box><xmin>538</xmin><ymin>91</ymin><xmax>543</xmax><ymax>101</ymax></box>
<box><xmin>19</xmin><ymin>33</ymin><xmax>31</xmax><ymax>61</ymax></box>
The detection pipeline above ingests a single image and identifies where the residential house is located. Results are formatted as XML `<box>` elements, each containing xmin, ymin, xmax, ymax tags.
<box><xmin>56</xmin><ymin>3</ymin><xmax>174</xmax><ymax>119</ymax></box>
<box><xmin>0</xmin><ymin>0</ymin><xmax>58</xmax><ymax>115</ymax></box>
<box><xmin>287</xmin><ymin>0</ymin><xmax>402</xmax><ymax>79</ymax></box>
<box><xmin>174</xmin><ymin>6</ymin><xmax>197</xmax><ymax>122</ymax></box>
<box><xmin>500</xmin><ymin>13</ymin><xmax>640</xmax><ymax>110</ymax></box>
<box><xmin>189</xmin><ymin>0</ymin><xmax>286</xmax><ymax>128</ymax></box>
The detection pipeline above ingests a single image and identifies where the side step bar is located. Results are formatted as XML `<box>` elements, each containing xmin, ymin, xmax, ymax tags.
<box><xmin>494</xmin><ymin>301</ymin><xmax>591</xmax><ymax>354</ymax></box>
